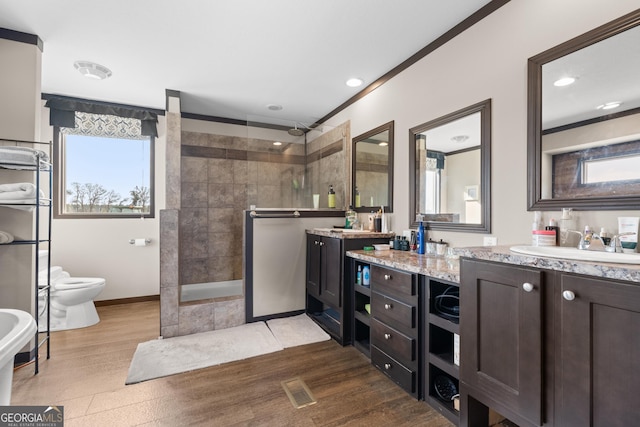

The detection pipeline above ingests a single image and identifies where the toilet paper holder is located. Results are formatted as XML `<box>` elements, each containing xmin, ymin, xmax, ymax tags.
<box><xmin>129</xmin><ymin>238</ymin><xmax>152</xmax><ymax>245</ymax></box>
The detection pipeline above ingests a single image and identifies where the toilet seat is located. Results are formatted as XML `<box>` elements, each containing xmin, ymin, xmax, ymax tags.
<box><xmin>53</xmin><ymin>277</ymin><xmax>105</xmax><ymax>291</ymax></box>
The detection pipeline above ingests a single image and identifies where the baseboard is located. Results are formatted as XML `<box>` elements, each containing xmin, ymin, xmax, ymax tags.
<box><xmin>14</xmin><ymin>347</ymin><xmax>37</xmax><ymax>367</ymax></box>
<box><xmin>95</xmin><ymin>295</ymin><xmax>159</xmax><ymax>306</ymax></box>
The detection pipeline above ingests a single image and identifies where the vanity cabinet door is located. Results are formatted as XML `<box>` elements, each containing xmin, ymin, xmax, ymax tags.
<box><xmin>556</xmin><ymin>274</ymin><xmax>640</xmax><ymax>427</ymax></box>
<box><xmin>306</xmin><ymin>235</ymin><xmax>321</xmax><ymax>298</ymax></box>
<box><xmin>321</xmin><ymin>236</ymin><xmax>342</xmax><ymax>308</ymax></box>
<box><xmin>460</xmin><ymin>259</ymin><xmax>544</xmax><ymax>426</ymax></box>
<box><xmin>306</xmin><ymin>235</ymin><xmax>342</xmax><ymax>307</ymax></box>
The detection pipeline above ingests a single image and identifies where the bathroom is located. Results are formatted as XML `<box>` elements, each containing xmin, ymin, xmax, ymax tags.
<box><xmin>1</xmin><ymin>0</ymin><xmax>638</xmax><ymax>352</ymax></box>
<box><xmin>1</xmin><ymin>0</ymin><xmax>640</xmax><ymax>423</ymax></box>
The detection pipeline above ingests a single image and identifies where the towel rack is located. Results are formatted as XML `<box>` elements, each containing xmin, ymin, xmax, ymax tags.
<box><xmin>250</xmin><ymin>210</ymin><xmax>301</xmax><ymax>219</ymax></box>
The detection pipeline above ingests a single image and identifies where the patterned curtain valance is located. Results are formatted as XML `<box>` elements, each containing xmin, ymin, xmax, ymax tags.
<box><xmin>45</xmin><ymin>96</ymin><xmax>158</xmax><ymax>137</ymax></box>
<box><xmin>60</xmin><ymin>112</ymin><xmax>147</xmax><ymax>140</ymax></box>
<box><xmin>427</xmin><ymin>150</ymin><xmax>445</xmax><ymax>170</ymax></box>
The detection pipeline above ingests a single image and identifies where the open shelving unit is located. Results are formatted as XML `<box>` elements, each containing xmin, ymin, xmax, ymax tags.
<box><xmin>0</xmin><ymin>138</ymin><xmax>52</xmax><ymax>374</ymax></box>
<box><xmin>352</xmin><ymin>276</ymin><xmax>371</xmax><ymax>355</ymax></box>
<box><xmin>424</xmin><ymin>277</ymin><xmax>460</xmax><ymax>424</ymax></box>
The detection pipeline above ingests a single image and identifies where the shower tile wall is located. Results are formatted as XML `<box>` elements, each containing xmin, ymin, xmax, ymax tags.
<box><xmin>164</xmin><ymin>122</ymin><xmax>348</xmax><ymax>336</ymax></box>
<box><xmin>306</xmin><ymin>123</ymin><xmax>349</xmax><ymax>209</ymax></box>
<box><xmin>179</xmin><ymin>132</ymin><xmax>306</xmax><ymax>287</ymax></box>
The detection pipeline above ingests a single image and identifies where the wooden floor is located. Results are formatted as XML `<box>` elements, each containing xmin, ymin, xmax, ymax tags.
<box><xmin>12</xmin><ymin>301</ymin><xmax>454</xmax><ymax>426</ymax></box>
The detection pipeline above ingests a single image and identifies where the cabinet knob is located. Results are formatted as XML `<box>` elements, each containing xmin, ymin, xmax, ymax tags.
<box><xmin>384</xmin><ymin>303</ymin><xmax>392</xmax><ymax>310</ymax></box>
<box><xmin>384</xmin><ymin>274</ymin><xmax>391</xmax><ymax>280</ymax></box>
<box><xmin>384</xmin><ymin>363</ymin><xmax>392</xmax><ymax>370</ymax></box>
<box><xmin>314</xmin><ymin>240</ymin><xmax>319</xmax><ymax>245</ymax></box>
<box><xmin>384</xmin><ymin>333</ymin><xmax>391</xmax><ymax>340</ymax></box>
<box><xmin>563</xmin><ymin>290</ymin><xmax>576</xmax><ymax>301</ymax></box>
<box><xmin>319</xmin><ymin>241</ymin><xmax>324</xmax><ymax>246</ymax></box>
<box><xmin>522</xmin><ymin>282</ymin><xmax>534</xmax><ymax>292</ymax></box>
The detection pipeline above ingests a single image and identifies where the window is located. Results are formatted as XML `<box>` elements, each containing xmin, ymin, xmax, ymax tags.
<box><xmin>581</xmin><ymin>153</ymin><xmax>640</xmax><ymax>184</ymax></box>
<box><xmin>55</xmin><ymin>112</ymin><xmax>154</xmax><ymax>218</ymax></box>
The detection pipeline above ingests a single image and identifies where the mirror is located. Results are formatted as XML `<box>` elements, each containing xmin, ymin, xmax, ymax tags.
<box><xmin>528</xmin><ymin>9</ymin><xmax>640</xmax><ymax>210</ymax></box>
<box><xmin>409</xmin><ymin>99</ymin><xmax>491</xmax><ymax>232</ymax></box>
<box><xmin>352</xmin><ymin>121</ymin><xmax>394</xmax><ymax>213</ymax></box>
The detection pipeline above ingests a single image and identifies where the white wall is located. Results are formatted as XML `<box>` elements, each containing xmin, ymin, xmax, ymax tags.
<box><xmin>0</xmin><ymin>37</ymin><xmax>42</xmax><ymax>313</ymax></box>
<box><xmin>324</xmin><ymin>0</ymin><xmax>640</xmax><ymax>247</ymax></box>
<box><xmin>42</xmin><ymin>109</ymin><xmax>166</xmax><ymax>301</ymax></box>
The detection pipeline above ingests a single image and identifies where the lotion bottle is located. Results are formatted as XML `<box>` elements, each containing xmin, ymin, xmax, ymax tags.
<box><xmin>362</xmin><ymin>265</ymin><xmax>370</xmax><ymax>287</ymax></box>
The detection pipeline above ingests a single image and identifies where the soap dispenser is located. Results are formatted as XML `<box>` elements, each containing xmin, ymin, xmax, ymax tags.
<box><xmin>328</xmin><ymin>185</ymin><xmax>336</xmax><ymax>208</ymax></box>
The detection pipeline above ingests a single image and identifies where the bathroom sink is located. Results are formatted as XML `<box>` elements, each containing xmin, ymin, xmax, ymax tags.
<box><xmin>510</xmin><ymin>245</ymin><xmax>640</xmax><ymax>264</ymax></box>
<box><xmin>0</xmin><ymin>309</ymin><xmax>37</xmax><ymax>405</ymax></box>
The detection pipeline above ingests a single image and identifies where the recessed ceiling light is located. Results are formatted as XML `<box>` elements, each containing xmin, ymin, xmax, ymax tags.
<box><xmin>267</xmin><ymin>104</ymin><xmax>283</xmax><ymax>111</ymax></box>
<box><xmin>73</xmin><ymin>61</ymin><xmax>112</xmax><ymax>80</ymax></box>
<box><xmin>346</xmin><ymin>78</ymin><xmax>364</xmax><ymax>87</ymax></box>
<box><xmin>273</xmin><ymin>141</ymin><xmax>282</xmax><ymax>146</ymax></box>
<box><xmin>554</xmin><ymin>76</ymin><xmax>576</xmax><ymax>87</ymax></box>
<box><xmin>451</xmin><ymin>135</ymin><xmax>469</xmax><ymax>143</ymax></box>
<box><xmin>378</xmin><ymin>142</ymin><xmax>388</xmax><ymax>147</ymax></box>
<box><xmin>596</xmin><ymin>101</ymin><xmax>622</xmax><ymax>110</ymax></box>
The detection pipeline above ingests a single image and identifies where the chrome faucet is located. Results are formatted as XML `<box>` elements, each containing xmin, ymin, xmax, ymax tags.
<box><xmin>606</xmin><ymin>232</ymin><xmax>637</xmax><ymax>253</ymax></box>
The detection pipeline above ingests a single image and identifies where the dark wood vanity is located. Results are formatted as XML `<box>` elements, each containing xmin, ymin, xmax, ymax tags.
<box><xmin>458</xmin><ymin>247</ymin><xmax>640</xmax><ymax>427</ymax></box>
<box><xmin>344</xmin><ymin>245</ymin><xmax>640</xmax><ymax>427</ymax></box>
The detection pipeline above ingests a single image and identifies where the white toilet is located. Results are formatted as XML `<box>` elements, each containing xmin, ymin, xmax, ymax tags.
<box><xmin>37</xmin><ymin>252</ymin><xmax>106</xmax><ymax>332</ymax></box>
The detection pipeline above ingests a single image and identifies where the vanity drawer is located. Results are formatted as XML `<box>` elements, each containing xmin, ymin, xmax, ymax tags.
<box><xmin>371</xmin><ymin>345</ymin><xmax>416</xmax><ymax>394</ymax></box>
<box><xmin>371</xmin><ymin>291</ymin><xmax>416</xmax><ymax>331</ymax></box>
<box><xmin>371</xmin><ymin>265</ymin><xmax>416</xmax><ymax>299</ymax></box>
<box><xmin>371</xmin><ymin>317</ymin><xmax>416</xmax><ymax>363</ymax></box>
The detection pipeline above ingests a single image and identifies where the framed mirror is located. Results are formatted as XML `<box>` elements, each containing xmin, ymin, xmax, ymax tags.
<box><xmin>352</xmin><ymin>121</ymin><xmax>394</xmax><ymax>213</ymax></box>
<box><xmin>409</xmin><ymin>99</ymin><xmax>491</xmax><ymax>232</ymax></box>
<box><xmin>528</xmin><ymin>9</ymin><xmax>640</xmax><ymax>210</ymax></box>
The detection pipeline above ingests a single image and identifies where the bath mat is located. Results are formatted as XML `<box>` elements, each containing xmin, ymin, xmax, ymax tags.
<box><xmin>125</xmin><ymin>321</ymin><xmax>283</xmax><ymax>384</ymax></box>
<box><xmin>266</xmin><ymin>314</ymin><xmax>330</xmax><ymax>348</ymax></box>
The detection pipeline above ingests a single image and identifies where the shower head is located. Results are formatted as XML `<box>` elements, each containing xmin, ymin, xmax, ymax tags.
<box><xmin>288</xmin><ymin>125</ymin><xmax>305</xmax><ymax>137</ymax></box>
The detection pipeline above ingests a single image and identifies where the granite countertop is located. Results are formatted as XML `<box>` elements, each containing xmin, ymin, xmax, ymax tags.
<box><xmin>307</xmin><ymin>228</ymin><xmax>395</xmax><ymax>240</ymax></box>
<box><xmin>455</xmin><ymin>245</ymin><xmax>640</xmax><ymax>284</ymax></box>
<box><xmin>346</xmin><ymin>249</ymin><xmax>460</xmax><ymax>283</ymax></box>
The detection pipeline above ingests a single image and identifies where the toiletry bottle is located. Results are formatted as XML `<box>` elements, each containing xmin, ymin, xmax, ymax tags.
<box><xmin>417</xmin><ymin>221</ymin><xmax>426</xmax><ymax>254</ymax></box>
<box><xmin>583</xmin><ymin>225</ymin><xmax>593</xmax><ymax>245</ymax></box>
<box><xmin>355</xmin><ymin>186</ymin><xmax>361</xmax><ymax>208</ymax></box>
<box><xmin>345</xmin><ymin>205</ymin><xmax>356</xmax><ymax>229</ymax></box>
<box><xmin>381</xmin><ymin>206</ymin><xmax>388</xmax><ymax>233</ymax></box>
<box><xmin>328</xmin><ymin>185</ymin><xmax>336</xmax><ymax>208</ymax></box>
<box><xmin>356</xmin><ymin>265</ymin><xmax>362</xmax><ymax>285</ymax></box>
<box><xmin>545</xmin><ymin>219</ymin><xmax>560</xmax><ymax>246</ymax></box>
<box><xmin>362</xmin><ymin>265</ymin><xmax>370</xmax><ymax>287</ymax></box>
<box><xmin>600</xmin><ymin>227</ymin><xmax>611</xmax><ymax>246</ymax></box>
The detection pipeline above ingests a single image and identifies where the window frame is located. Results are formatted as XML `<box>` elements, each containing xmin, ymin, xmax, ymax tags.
<box><xmin>53</xmin><ymin>126</ymin><xmax>155</xmax><ymax>219</ymax></box>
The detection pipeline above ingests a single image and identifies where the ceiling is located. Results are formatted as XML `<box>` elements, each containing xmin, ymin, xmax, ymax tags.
<box><xmin>0</xmin><ymin>0</ymin><xmax>492</xmax><ymax>129</ymax></box>
<box><xmin>542</xmin><ymin>23</ymin><xmax>640</xmax><ymax>130</ymax></box>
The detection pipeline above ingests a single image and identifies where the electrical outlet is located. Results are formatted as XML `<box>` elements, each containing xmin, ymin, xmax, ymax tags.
<box><xmin>484</xmin><ymin>236</ymin><xmax>498</xmax><ymax>246</ymax></box>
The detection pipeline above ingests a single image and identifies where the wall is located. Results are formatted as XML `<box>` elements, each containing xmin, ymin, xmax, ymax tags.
<box><xmin>324</xmin><ymin>0</ymin><xmax>640</xmax><ymax>247</ymax></box>
<box><xmin>0</xmin><ymin>36</ymin><xmax>41</xmax><ymax>314</ymax></box>
<box><xmin>43</xmin><ymin>111</ymin><xmax>166</xmax><ymax>301</ymax></box>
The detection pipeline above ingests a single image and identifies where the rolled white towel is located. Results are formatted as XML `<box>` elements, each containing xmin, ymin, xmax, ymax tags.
<box><xmin>0</xmin><ymin>182</ymin><xmax>38</xmax><ymax>199</ymax></box>
<box><xmin>0</xmin><ymin>230</ymin><xmax>14</xmax><ymax>244</ymax></box>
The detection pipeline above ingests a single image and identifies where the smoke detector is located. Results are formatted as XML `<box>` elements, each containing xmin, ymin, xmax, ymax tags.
<box><xmin>74</xmin><ymin>61</ymin><xmax>112</xmax><ymax>80</ymax></box>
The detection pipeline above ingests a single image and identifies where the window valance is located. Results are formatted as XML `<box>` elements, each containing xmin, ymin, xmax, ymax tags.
<box><xmin>45</xmin><ymin>96</ymin><xmax>158</xmax><ymax>137</ymax></box>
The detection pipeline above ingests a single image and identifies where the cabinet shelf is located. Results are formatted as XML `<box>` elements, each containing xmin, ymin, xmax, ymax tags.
<box><xmin>354</xmin><ymin>310</ymin><xmax>370</xmax><ymax>325</ymax></box>
<box><xmin>428</xmin><ymin>313</ymin><xmax>459</xmax><ymax>334</ymax></box>
<box><xmin>354</xmin><ymin>283</ymin><xmax>371</xmax><ymax>296</ymax></box>
<box><xmin>429</xmin><ymin>356</ymin><xmax>459</xmax><ymax>378</ymax></box>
